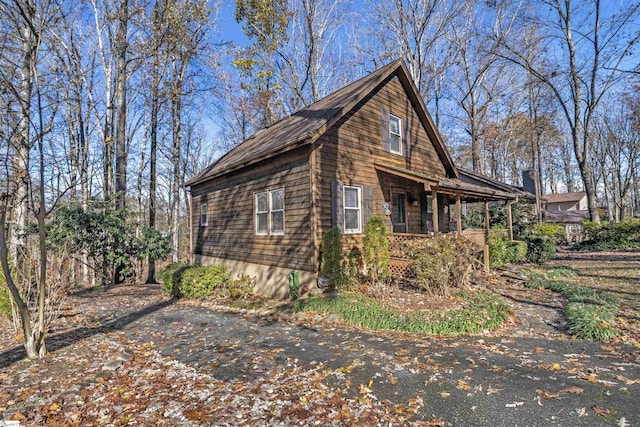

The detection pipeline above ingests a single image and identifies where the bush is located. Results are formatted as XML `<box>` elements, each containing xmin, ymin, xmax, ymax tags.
<box><xmin>226</xmin><ymin>274</ymin><xmax>255</xmax><ymax>299</ymax></box>
<box><xmin>526</xmin><ymin>237</ymin><xmax>557</xmax><ymax>263</ymax></box>
<box><xmin>159</xmin><ymin>264</ymin><xmax>253</xmax><ymax>300</ymax></box>
<box><xmin>488</xmin><ymin>234</ymin><xmax>527</xmax><ymax>267</ymax></box>
<box><xmin>0</xmin><ymin>259</ymin><xmax>16</xmax><ymax>319</ymax></box>
<box><xmin>320</xmin><ymin>227</ymin><xmax>348</xmax><ymax>289</ymax></box>
<box><xmin>159</xmin><ymin>263</ymin><xmax>189</xmax><ymax>297</ymax></box>
<box><xmin>411</xmin><ymin>236</ymin><xmax>481</xmax><ymax>296</ymax></box>
<box><xmin>363</xmin><ymin>216</ymin><xmax>390</xmax><ymax>283</ymax></box>
<box><xmin>179</xmin><ymin>265</ymin><xmax>231</xmax><ymax>299</ymax></box>
<box><xmin>47</xmin><ymin>203</ymin><xmax>172</xmax><ymax>285</ymax></box>
<box><xmin>579</xmin><ymin>219</ymin><xmax>640</xmax><ymax>250</ymax></box>
<box><xmin>0</xmin><ymin>285</ymin><xmax>12</xmax><ymax>319</ymax></box>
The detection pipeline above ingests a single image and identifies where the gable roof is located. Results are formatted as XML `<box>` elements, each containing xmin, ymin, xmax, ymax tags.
<box><xmin>545</xmin><ymin>192</ymin><xmax>586</xmax><ymax>204</ymax></box>
<box><xmin>186</xmin><ymin>59</ymin><xmax>456</xmax><ymax>186</ymax></box>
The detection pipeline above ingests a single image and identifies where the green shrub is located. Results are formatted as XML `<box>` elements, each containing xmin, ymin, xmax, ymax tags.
<box><xmin>526</xmin><ymin>237</ymin><xmax>556</xmax><ymax>263</ymax></box>
<box><xmin>159</xmin><ymin>264</ymin><xmax>252</xmax><ymax>300</ymax></box>
<box><xmin>488</xmin><ymin>234</ymin><xmax>509</xmax><ymax>267</ymax></box>
<box><xmin>411</xmin><ymin>237</ymin><xmax>480</xmax><ymax>296</ymax></box>
<box><xmin>320</xmin><ymin>227</ymin><xmax>347</xmax><ymax>289</ymax></box>
<box><xmin>0</xmin><ymin>285</ymin><xmax>12</xmax><ymax>319</ymax></box>
<box><xmin>488</xmin><ymin>235</ymin><xmax>527</xmax><ymax>267</ymax></box>
<box><xmin>226</xmin><ymin>274</ymin><xmax>255</xmax><ymax>299</ymax></box>
<box><xmin>159</xmin><ymin>263</ymin><xmax>189</xmax><ymax>297</ymax></box>
<box><xmin>532</xmin><ymin>223</ymin><xmax>564</xmax><ymax>238</ymax></box>
<box><xmin>296</xmin><ymin>292</ymin><xmax>510</xmax><ymax>335</ymax></box>
<box><xmin>179</xmin><ymin>265</ymin><xmax>231</xmax><ymax>299</ymax></box>
<box><xmin>363</xmin><ymin>216</ymin><xmax>390</xmax><ymax>283</ymax></box>
<box><xmin>579</xmin><ymin>219</ymin><xmax>640</xmax><ymax>250</ymax></box>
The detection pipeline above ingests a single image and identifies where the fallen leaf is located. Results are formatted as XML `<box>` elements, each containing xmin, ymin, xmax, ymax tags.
<box><xmin>551</xmin><ymin>363</ymin><xmax>561</xmax><ymax>371</ymax></box>
<box><xmin>617</xmin><ymin>417</ymin><xmax>630</xmax><ymax>427</ymax></box>
<box><xmin>49</xmin><ymin>403</ymin><xmax>60</xmax><ymax>411</ymax></box>
<box><xmin>439</xmin><ymin>391</ymin><xmax>450</xmax><ymax>398</ymax></box>
<box><xmin>486</xmin><ymin>387</ymin><xmax>502</xmax><ymax>395</ymax></box>
<box><xmin>576</xmin><ymin>407</ymin><xmax>586</xmax><ymax>417</ymax></box>
<box><xmin>505</xmin><ymin>401</ymin><xmax>524</xmax><ymax>408</ymax></box>
<box><xmin>358</xmin><ymin>384</ymin><xmax>372</xmax><ymax>394</ymax></box>
<box><xmin>456</xmin><ymin>380</ymin><xmax>472</xmax><ymax>391</ymax></box>
<box><xmin>560</xmin><ymin>386</ymin><xmax>583</xmax><ymax>394</ymax></box>
<box><xmin>592</xmin><ymin>406</ymin><xmax>611</xmax><ymax>416</ymax></box>
<box><xmin>537</xmin><ymin>389</ymin><xmax>560</xmax><ymax>399</ymax></box>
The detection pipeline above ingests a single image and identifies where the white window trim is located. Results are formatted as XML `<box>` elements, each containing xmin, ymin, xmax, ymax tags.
<box><xmin>270</xmin><ymin>188</ymin><xmax>285</xmax><ymax>235</ymax></box>
<box><xmin>255</xmin><ymin>188</ymin><xmax>285</xmax><ymax>236</ymax></box>
<box><xmin>343</xmin><ymin>185</ymin><xmax>362</xmax><ymax>234</ymax></box>
<box><xmin>255</xmin><ymin>191</ymin><xmax>268</xmax><ymax>235</ymax></box>
<box><xmin>200</xmin><ymin>203</ymin><xmax>208</xmax><ymax>226</ymax></box>
<box><xmin>389</xmin><ymin>114</ymin><xmax>402</xmax><ymax>155</ymax></box>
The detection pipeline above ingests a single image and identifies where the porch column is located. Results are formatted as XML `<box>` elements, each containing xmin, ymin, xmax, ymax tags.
<box><xmin>483</xmin><ymin>200</ymin><xmax>490</xmax><ymax>272</ymax></box>
<box><xmin>455</xmin><ymin>194</ymin><xmax>462</xmax><ymax>234</ymax></box>
<box><xmin>484</xmin><ymin>201</ymin><xmax>490</xmax><ymax>236</ymax></box>
<box><xmin>506</xmin><ymin>200</ymin><xmax>514</xmax><ymax>241</ymax></box>
<box><xmin>431</xmin><ymin>189</ymin><xmax>439</xmax><ymax>234</ymax></box>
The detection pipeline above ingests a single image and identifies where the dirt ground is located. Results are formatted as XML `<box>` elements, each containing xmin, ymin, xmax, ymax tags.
<box><xmin>0</xmin><ymin>249</ymin><xmax>638</xmax><ymax>426</ymax></box>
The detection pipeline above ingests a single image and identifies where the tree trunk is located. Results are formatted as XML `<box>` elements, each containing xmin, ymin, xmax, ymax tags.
<box><xmin>11</xmin><ymin>0</ymin><xmax>36</xmax><ymax>270</ymax></box>
<box><xmin>146</xmin><ymin>46</ymin><xmax>160</xmax><ymax>284</ymax></box>
<box><xmin>171</xmin><ymin>82</ymin><xmax>183</xmax><ymax>263</ymax></box>
<box><xmin>114</xmin><ymin>0</ymin><xmax>128</xmax><ymax>211</ymax></box>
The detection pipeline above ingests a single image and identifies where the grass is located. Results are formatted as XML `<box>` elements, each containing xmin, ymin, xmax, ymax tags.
<box><xmin>525</xmin><ymin>267</ymin><xmax>619</xmax><ymax>341</ymax></box>
<box><xmin>295</xmin><ymin>291</ymin><xmax>511</xmax><ymax>336</ymax></box>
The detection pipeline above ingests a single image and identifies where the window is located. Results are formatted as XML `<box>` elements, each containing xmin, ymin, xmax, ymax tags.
<box><xmin>343</xmin><ymin>186</ymin><xmax>361</xmax><ymax>233</ymax></box>
<box><xmin>200</xmin><ymin>203</ymin><xmax>208</xmax><ymax>226</ymax></box>
<box><xmin>255</xmin><ymin>188</ymin><xmax>285</xmax><ymax>235</ymax></box>
<box><xmin>255</xmin><ymin>192</ymin><xmax>268</xmax><ymax>235</ymax></box>
<box><xmin>270</xmin><ymin>189</ymin><xmax>284</xmax><ymax>235</ymax></box>
<box><xmin>389</xmin><ymin>114</ymin><xmax>402</xmax><ymax>155</ymax></box>
<box><xmin>567</xmin><ymin>224</ymin><xmax>582</xmax><ymax>234</ymax></box>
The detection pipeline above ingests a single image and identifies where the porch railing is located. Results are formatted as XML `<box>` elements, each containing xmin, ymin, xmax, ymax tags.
<box><xmin>387</xmin><ymin>229</ymin><xmax>500</xmax><ymax>278</ymax></box>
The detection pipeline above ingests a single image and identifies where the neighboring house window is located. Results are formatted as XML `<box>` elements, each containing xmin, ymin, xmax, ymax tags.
<box><xmin>343</xmin><ymin>186</ymin><xmax>362</xmax><ymax>234</ymax></box>
<box><xmin>568</xmin><ymin>224</ymin><xmax>582</xmax><ymax>234</ymax></box>
<box><xmin>389</xmin><ymin>114</ymin><xmax>402</xmax><ymax>155</ymax></box>
<box><xmin>270</xmin><ymin>189</ymin><xmax>284</xmax><ymax>235</ymax></box>
<box><xmin>200</xmin><ymin>203</ymin><xmax>208</xmax><ymax>226</ymax></box>
<box><xmin>255</xmin><ymin>188</ymin><xmax>285</xmax><ymax>235</ymax></box>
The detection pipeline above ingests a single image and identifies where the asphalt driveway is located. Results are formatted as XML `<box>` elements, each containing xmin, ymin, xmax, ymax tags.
<box><xmin>118</xmin><ymin>300</ymin><xmax>640</xmax><ymax>426</ymax></box>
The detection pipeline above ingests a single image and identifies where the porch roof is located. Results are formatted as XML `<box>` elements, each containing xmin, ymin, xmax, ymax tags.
<box><xmin>374</xmin><ymin>163</ymin><xmax>517</xmax><ymax>201</ymax></box>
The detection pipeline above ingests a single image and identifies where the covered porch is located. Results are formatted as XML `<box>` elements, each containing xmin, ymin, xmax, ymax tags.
<box><xmin>374</xmin><ymin>163</ymin><xmax>524</xmax><ymax>276</ymax></box>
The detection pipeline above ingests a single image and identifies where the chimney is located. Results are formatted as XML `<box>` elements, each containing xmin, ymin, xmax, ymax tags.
<box><xmin>522</xmin><ymin>170</ymin><xmax>542</xmax><ymax>224</ymax></box>
<box><xmin>522</xmin><ymin>170</ymin><xmax>538</xmax><ymax>195</ymax></box>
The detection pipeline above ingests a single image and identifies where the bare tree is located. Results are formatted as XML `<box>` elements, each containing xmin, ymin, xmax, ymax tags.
<box><xmin>496</xmin><ymin>0</ymin><xmax>640</xmax><ymax>222</ymax></box>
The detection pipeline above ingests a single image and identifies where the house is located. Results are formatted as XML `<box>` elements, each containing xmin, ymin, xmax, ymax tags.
<box><xmin>186</xmin><ymin>60</ymin><xmax>523</xmax><ymax>298</ymax></box>
<box><xmin>544</xmin><ymin>192</ymin><xmax>589</xmax><ymax>241</ymax></box>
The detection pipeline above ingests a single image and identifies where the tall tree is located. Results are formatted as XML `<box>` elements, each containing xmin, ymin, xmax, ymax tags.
<box><xmin>497</xmin><ymin>0</ymin><xmax>640</xmax><ymax>222</ymax></box>
<box><xmin>114</xmin><ymin>0</ymin><xmax>129</xmax><ymax>210</ymax></box>
<box><xmin>235</xmin><ymin>0</ymin><xmax>290</xmax><ymax>125</ymax></box>
<box><xmin>165</xmin><ymin>0</ymin><xmax>210</xmax><ymax>263</ymax></box>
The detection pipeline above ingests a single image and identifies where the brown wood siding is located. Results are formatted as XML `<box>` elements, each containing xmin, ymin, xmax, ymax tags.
<box><xmin>191</xmin><ymin>147</ymin><xmax>312</xmax><ymax>272</ymax></box>
<box><xmin>313</xmin><ymin>74</ymin><xmax>447</xmax><ymax>254</ymax></box>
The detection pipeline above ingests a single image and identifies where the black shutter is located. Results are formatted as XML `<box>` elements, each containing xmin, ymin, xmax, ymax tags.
<box><xmin>363</xmin><ymin>185</ymin><xmax>374</xmax><ymax>228</ymax></box>
<box><xmin>404</xmin><ymin>117</ymin><xmax>412</xmax><ymax>159</ymax></box>
<box><xmin>381</xmin><ymin>107</ymin><xmax>390</xmax><ymax>152</ymax></box>
<box><xmin>331</xmin><ymin>180</ymin><xmax>344</xmax><ymax>233</ymax></box>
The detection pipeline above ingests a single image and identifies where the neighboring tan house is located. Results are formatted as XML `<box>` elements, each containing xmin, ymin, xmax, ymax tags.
<box><xmin>544</xmin><ymin>192</ymin><xmax>589</xmax><ymax>241</ymax></box>
<box><xmin>185</xmin><ymin>60</ymin><xmax>522</xmax><ymax>298</ymax></box>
